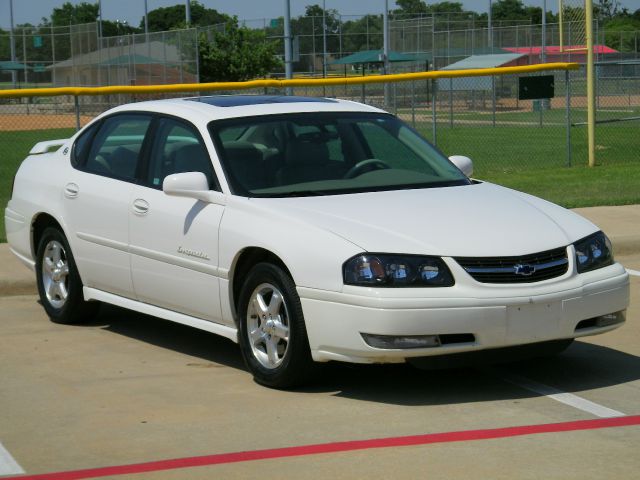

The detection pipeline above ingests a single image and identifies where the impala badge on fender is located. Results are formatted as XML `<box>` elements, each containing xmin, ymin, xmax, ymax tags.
<box><xmin>177</xmin><ymin>246</ymin><xmax>210</xmax><ymax>261</ymax></box>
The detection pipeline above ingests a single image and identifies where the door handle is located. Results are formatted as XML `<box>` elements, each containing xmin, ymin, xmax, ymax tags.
<box><xmin>64</xmin><ymin>183</ymin><xmax>79</xmax><ymax>199</ymax></box>
<box><xmin>132</xmin><ymin>198</ymin><xmax>150</xmax><ymax>215</ymax></box>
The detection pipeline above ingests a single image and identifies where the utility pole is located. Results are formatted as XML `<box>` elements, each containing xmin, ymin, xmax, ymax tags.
<box><xmin>9</xmin><ymin>0</ymin><xmax>17</xmax><ymax>87</ymax></box>
<box><xmin>284</xmin><ymin>0</ymin><xmax>293</xmax><ymax>80</ymax></box>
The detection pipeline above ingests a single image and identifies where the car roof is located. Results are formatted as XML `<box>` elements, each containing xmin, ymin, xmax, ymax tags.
<box><xmin>101</xmin><ymin>95</ymin><xmax>385</xmax><ymax>127</ymax></box>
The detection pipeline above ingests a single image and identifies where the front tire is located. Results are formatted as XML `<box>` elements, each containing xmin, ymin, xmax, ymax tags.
<box><xmin>35</xmin><ymin>227</ymin><xmax>98</xmax><ymax>324</ymax></box>
<box><xmin>237</xmin><ymin>263</ymin><xmax>315</xmax><ymax>388</ymax></box>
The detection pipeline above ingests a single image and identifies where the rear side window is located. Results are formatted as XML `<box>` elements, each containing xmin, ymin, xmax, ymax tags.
<box><xmin>84</xmin><ymin>114</ymin><xmax>152</xmax><ymax>181</ymax></box>
<box><xmin>72</xmin><ymin>123</ymin><xmax>99</xmax><ymax>168</ymax></box>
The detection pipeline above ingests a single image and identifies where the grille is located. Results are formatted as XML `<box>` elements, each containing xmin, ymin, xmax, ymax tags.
<box><xmin>455</xmin><ymin>247</ymin><xmax>569</xmax><ymax>284</ymax></box>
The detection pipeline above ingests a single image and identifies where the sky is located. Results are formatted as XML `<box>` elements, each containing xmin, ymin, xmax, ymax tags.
<box><xmin>1</xmin><ymin>0</ymin><xmax>639</xmax><ymax>29</ymax></box>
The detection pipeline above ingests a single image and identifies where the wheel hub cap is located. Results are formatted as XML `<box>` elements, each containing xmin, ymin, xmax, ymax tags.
<box><xmin>41</xmin><ymin>240</ymin><xmax>70</xmax><ymax>309</ymax></box>
<box><xmin>246</xmin><ymin>283</ymin><xmax>290</xmax><ymax>369</ymax></box>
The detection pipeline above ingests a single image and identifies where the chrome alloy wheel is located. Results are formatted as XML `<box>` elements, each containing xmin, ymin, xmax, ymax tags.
<box><xmin>41</xmin><ymin>240</ymin><xmax>70</xmax><ymax>309</ymax></box>
<box><xmin>246</xmin><ymin>283</ymin><xmax>290</xmax><ymax>369</ymax></box>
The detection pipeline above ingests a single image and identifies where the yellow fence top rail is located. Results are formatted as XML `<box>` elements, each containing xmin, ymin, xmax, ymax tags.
<box><xmin>0</xmin><ymin>62</ymin><xmax>579</xmax><ymax>99</ymax></box>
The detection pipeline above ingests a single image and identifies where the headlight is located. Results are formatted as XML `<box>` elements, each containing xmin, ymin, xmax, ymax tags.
<box><xmin>343</xmin><ymin>254</ymin><xmax>454</xmax><ymax>287</ymax></box>
<box><xmin>574</xmin><ymin>231</ymin><xmax>613</xmax><ymax>273</ymax></box>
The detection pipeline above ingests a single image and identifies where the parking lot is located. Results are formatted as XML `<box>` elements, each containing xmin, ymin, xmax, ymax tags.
<box><xmin>1</xmin><ymin>251</ymin><xmax>639</xmax><ymax>479</ymax></box>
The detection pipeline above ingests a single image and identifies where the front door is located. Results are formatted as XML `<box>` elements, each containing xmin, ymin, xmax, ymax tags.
<box><xmin>128</xmin><ymin>116</ymin><xmax>226</xmax><ymax>323</ymax></box>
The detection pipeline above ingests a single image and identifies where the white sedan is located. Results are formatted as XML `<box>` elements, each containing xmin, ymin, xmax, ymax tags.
<box><xmin>4</xmin><ymin>96</ymin><xmax>630</xmax><ymax>388</ymax></box>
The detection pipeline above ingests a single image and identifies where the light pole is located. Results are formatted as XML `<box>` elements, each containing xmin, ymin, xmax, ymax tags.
<box><xmin>383</xmin><ymin>0</ymin><xmax>389</xmax><ymax>74</ymax></box>
<box><xmin>383</xmin><ymin>0</ymin><xmax>390</xmax><ymax>107</ymax></box>
<box><xmin>185</xmin><ymin>0</ymin><xmax>191</xmax><ymax>25</ymax></box>
<box><xmin>144</xmin><ymin>0</ymin><xmax>149</xmax><ymax>36</ymax></box>
<box><xmin>322</xmin><ymin>0</ymin><xmax>327</xmax><ymax>78</ymax></box>
<box><xmin>9</xmin><ymin>0</ymin><xmax>17</xmax><ymax>87</ymax></box>
<box><xmin>541</xmin><ymin>0</ymin><xmax>547</xmax><ymax>63</ymax></box>
<box><xmin>97</xmin><ymin>0</ymin><xmax>102</xmax><ymax>38</ymax></box>
<box><xmin>284</xmin><ymin>0</ymin><xmax>292</xmax><ymax>80</ymax></box>
<box><xmin>488</xmin><ymin>0</ymin><xmax>492</xmax><ymax>48</ymax></box>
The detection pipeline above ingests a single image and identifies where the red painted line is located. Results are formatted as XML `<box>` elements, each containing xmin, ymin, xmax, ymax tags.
<box><xmin>11</xmin><ymin>415</ymin><xmax>640</xmax><ymax>480</ymax></box>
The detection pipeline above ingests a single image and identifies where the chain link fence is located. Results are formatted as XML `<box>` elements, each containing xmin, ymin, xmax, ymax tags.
<box><xmin>0</xmin><ymin>22</ymin><xmax>199</xmax><ymax>89</ymax></box>
<box><xmin>3</xmin><ymin>16</ymin><xmax>638</xmax><ymax>87</ymax></box>
<box><xmin>1</xmin><ymin>64</ymin><xmax>621</xmax><ymax>176</ymax></box>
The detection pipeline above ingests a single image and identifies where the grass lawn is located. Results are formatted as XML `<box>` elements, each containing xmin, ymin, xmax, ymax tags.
<box><xmin>398</xmin><ymin>105</ymin><xmax>640</xmax><ymax>121</ymax></box>
<box><xmin>485</xmin><ymin>165</ymin><xmax>640</xmax><ymax>208</ymax></box>
<box><xmin>416</xmin><ymin>122</ymin><xmax>639</xmax><ymax>172</ymax></box>
<box><xmin>1</xmin><ymin>125</ymin><xmax>638</xmax><ymax>242</ymax></box>
<box><xmin>447</xmin><ymin>107</ymin><xmax>640</xmax><ymax>125</ymax></box>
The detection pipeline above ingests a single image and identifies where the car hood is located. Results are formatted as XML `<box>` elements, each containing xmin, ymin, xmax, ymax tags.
<box><xmin>256</xmin><ymin>182</ymin><xmax>599</xmax><ymax>257</ymax></box>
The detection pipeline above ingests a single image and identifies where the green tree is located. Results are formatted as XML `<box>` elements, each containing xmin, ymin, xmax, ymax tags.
<box><xmin>342</xmin><ymin>14</ymin><xmax>383</xmax><ymax>53</ymax></box>
<box><xmin>491</xmin><ymin>0</ymin><xmax>529</xmax><ymax>21</ymax></box>
<box><xmin>198</xmin><ymin>20</ymin><xmax>281</xmax><ymax>82</ymax></box>
<box><xmin>290</xmin><ymin>4</ymin><xmax>341</xmax><ymax>71</ymax></box>
<box><xmin>100</xmin><ymin>21</ymin><xmax>140</xmax><ymax>37</ymax></box>
<box><xmin>145</xmin><ymin>1</ymin><xmax>229</xmax><ymax>31</ymax></box>
<box><xmin>425</xmin><ymin>2</ymin><xmax>465</xmax><ymax>14</ymax></box>
<box><xmin>394</xmin><ymin>0</ymin><xmax>429</xmax><ymax>15</ymax></box>
<box><xmin>602</xmin><ymin>17</ymin><xmax>640</xmax><ymax>51</ymax></box>
<box><xmin>596</xmin><ymin>0</ymin><xmax>624</xmax><ymax>20</ymax></box>
<box><xmin>48</xmin><ymin>2</ymin><xmax>99</xmax><ymax>26</ymax></box>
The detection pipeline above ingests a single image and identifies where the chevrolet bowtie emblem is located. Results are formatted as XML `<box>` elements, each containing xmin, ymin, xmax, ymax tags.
<box><xmin>514</xmin><ymin>264</ymin><xmax>536</xmax><ymax>276</ymax></box>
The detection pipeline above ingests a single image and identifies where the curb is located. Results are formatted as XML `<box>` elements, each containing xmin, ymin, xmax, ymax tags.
<box><xmin>612</xmin><ymin>237</ymin><xmax>640</xmax><ymax>257</ymax></box>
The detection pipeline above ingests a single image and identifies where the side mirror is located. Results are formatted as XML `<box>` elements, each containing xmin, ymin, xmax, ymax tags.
<box><xmin>162</xmin><ymin>172</ymin><xmax>225</xmax><ymax>205</ymax></box>
<box><xmin>448</xmin><ymin>155</ymin><xmax>473</xmax><ymax>177</ymax></box>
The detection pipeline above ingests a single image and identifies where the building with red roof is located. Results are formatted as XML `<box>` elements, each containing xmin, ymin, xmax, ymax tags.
<box><xmin>502</xmin><ymin>45</ymin><xmax>619</xmax><ymax>64</ymax></box>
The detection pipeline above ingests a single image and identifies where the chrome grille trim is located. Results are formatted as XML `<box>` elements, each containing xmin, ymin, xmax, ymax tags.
<box><xmin>455</xmin><ymin>247</ymin><xmax>569</xmax><ymax>284</ymax></box>
<box><xmin>463</xmin><ymin>257</ymin><xmax>568</xmax><ymax>274</ymax></box>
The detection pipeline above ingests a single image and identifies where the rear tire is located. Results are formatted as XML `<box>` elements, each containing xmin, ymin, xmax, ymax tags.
<box><xmin>35</xmin><ymin>227</ymin><xmax>99</xmax><ymax>324</ymax></box>
<box><xmin>237</xmin><ymin>262</ymin><xmax>315</xmax><ymax>388</ymax></box>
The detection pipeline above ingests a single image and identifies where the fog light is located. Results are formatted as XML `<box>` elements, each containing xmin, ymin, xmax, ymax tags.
<box><xmin>595</xmin><ymin>311</ymin><xmax>626</xmax><ymax>328</ymax></box>
<box><xmin>361</xmin><ymin>333</ymin><xmax>441</xmax><ymax>349</ymax></box>
<box><xmin>575</xmin><ymin>310</ymin><xmax>626</xmax><ymax>331</ymax></box>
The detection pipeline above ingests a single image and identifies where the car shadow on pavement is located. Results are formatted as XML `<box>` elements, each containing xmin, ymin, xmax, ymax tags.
<box><xmin>80</xmin><ymin>304</ymin><xmax>640</xmax><ymax>407</ymax></box>
<box><xmin>82</xmin><ymin>303</ymin><xmax>246</xmax><ymax>371</ymax></box>
<box><xmin>298</xmin><ymin>340</ymin><xmax>640</xmax><ymax>406</ymax></box>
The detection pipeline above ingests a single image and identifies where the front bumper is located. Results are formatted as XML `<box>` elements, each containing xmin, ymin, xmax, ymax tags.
<box><xmin>299</xmin><ymin>262</ymin><xmax>629</xmax><ymax>364</ymax></box>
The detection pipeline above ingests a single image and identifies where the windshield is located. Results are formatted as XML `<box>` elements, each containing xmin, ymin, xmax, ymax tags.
<box><xmin>208</xmin><ymin>112</ymin><xmax>470</xmax><ymax>197</ymax></box>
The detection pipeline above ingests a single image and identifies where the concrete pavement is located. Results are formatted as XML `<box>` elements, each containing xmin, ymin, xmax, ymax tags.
<box><xmin>0</xmin><ymin>244</ymin><xmax>35</xmax><ymax>297</ymax></box>
<box><xmin>1</xmin><ymin>204</ymin><xmax>638</xmax><ymax>296</ymax></box>
<box><xmin>0</xmin><ymin>268</ymin><xmax>638</xmax><ymax>478</ymax></box>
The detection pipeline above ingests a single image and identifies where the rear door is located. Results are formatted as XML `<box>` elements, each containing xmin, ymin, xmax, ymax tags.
<box><xmin>64</xmin><ymin>113</ymin><xmax>152</xmax><ymax>297</ymax></box>
<box><xmin>128</xmin><ymin>116</ymin><xmax>226</xmax><ymax>323</ymax></box>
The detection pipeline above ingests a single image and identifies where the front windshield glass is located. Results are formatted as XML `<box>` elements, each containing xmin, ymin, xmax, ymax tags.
<box><xmin>208</xmin><ymin>112</ymin><xmax>470</xmax><ymax>197</ymax></box>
